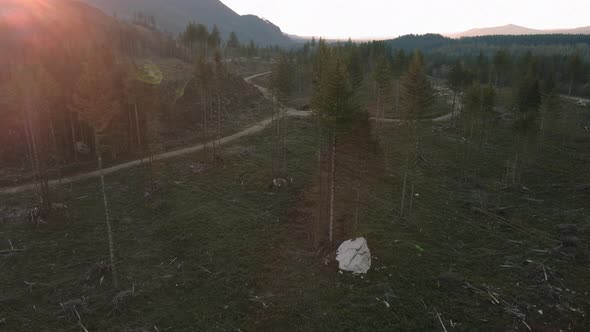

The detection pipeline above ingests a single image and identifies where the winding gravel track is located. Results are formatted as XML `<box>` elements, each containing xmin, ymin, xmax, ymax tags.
<box><xmin>1</xmin><ymin>72</ymin><xmax>459</xmax><ymax>195</ymax></box>
<box><xmin>0</xmin><ymin>72</ymin><xmax>303</xmax><ymax>195</ymax></box>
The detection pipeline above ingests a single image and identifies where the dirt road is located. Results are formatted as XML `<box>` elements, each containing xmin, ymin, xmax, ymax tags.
<box><xmin>0</xmin><ymin>72</ymin><xmax>302</xmax><ymax>195</ymax></box>
<box><xmin>1</xmin><ymin>72</ymin><xmax>459</xmax><ymax>195</ymax></box>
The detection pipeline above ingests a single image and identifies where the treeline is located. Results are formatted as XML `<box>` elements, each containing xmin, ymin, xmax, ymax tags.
<box><xmin>0</xmin><ymin>1</ymin><xmax>287</xmax><ymax>207</ymax></box>
<box><xmin>0</xmin><ymin>6</ymin><xmax>277</xmax><ymax>289</ymax></box>
<box><xmin>287</xmin><ymin>33</ymin><xmax>583</xmax><ymax>244</ymax></box>
<box><xmin>284</xmin><ymin>38</ymin><xmax>436</xmax><ymax>244</ymax></box>
<box><xmin>324</xmin><ymin>39</ymin><xmax>590</xmax><ymax>97</ymax></box>
<box><xmin>384</xmin><ymin>33</ymin><xmax>590</xmax><ymax>55</ymax></box>
<box><xmin>430</xmin><ymin>49</ymin><xmax>589</xmax><ymax>96</ymax></box>
<box><xmin>179</xmin><ymin>22</ymin><xmax>282</xmax><ymax>62</ymax></box>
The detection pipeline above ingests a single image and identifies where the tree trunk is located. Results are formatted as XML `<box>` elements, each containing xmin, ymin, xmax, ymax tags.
<box><xmin>202</xmin><ymin>92</ymin><xmax>208</xmax><ymax>160</ymax></box>
<box><xmin>400</xmin><ymin>166</ymin><xmax>408</xmax><ymax>219</ymax></box>
<box><xmin>48</xmin><ymin>117</ymin><xmax>65</xmax><ymax>202</ymax></box>
<box><xmin>354</xmin><ymin>187</ymin><xmax>360</xmax><ymax>234</ymax></box>
<box><xmin>512</xmin><ymin>152</ymin><xmax>519</xmax><ymax>185</ymax></box>
<box><xmin>396</xmin><ymin>80</ymin><xmax>400</xmax><ymax>115</ymax></box>
<box><xmin>375</xmin><ymin>85</ymin><xmax>383</xmax><ymax>128</ymax></box>
<box><xmin>329</xmin><ymin>133</ymin><xmax>336</xmax><ymax>245</ymax></box>
<box><xmin>217</xmin><ymin>95</ymin><xmax>222</xmax><ymax>157</ymax></box>
<box><xmin>282</xmin><ymin>105</ymin><xmax>287</xmax><ymax>173</ymax></box>
<box><xmin>271</xmin><ymin>94</ymin><xmax>276</xmax><ymax>179</ymax></box>
<box><xmin>70</xmin><ymin>112</ymin><xmax>78</xmax><ymax>161</ymax></box>
<box><xmin>26</xmin><ymin>107</ymin><xmax>50</xmax><ymax>210</ymax></box>
<box><xmin>451</xmin><ymin>91</ymin><xmax>457</xmax><ymax>128</ymax></box>
<box><xmin>22</xmin><ymin>113</ymin><xmax>37</xmax><ymax>190</ymax></box>
<box><xmin>408</xmin><ymin>183</ymin><xmax>415</xmax><ymax>217</ymax></box>
<box><xmin>316</xmin><ymin>118</ymin><xmax>323</xmax><ymax>248</ymax></box>
<box><xmin>134</xmin><ymin>103</ymin><xmax>142</xmax><ymax>148</ymax></box>
<box><xmin>210</xmin><ymin>95</ymin><xmax>216</xmax><ymax>163</ymax></box>
<box><xmin>95</xmin><ymin>133</ymin><xmax>119</xmax><ymax>290</ymax></box>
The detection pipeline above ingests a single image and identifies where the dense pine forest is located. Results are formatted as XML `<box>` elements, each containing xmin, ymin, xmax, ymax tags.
<box><xmin>1</xmin><ymin>0</ymin><xmax>589</xmax><ymax>331</ymax></box>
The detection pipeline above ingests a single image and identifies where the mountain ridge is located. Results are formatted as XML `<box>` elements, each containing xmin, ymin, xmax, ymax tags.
<box><xmin>81</xmin><ymin>0</ymin><xmax>291</xmax><ymax>45</ymax></box>
<box><xmin>447</xmin><ymin>24</ymin><xmax>590</xmax><ymax>38</ymax></box>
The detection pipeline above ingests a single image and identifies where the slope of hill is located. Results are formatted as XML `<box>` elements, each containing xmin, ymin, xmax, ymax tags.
<box><xmin>448</xmin><ymin>24</ymin><xmax>590</xmax><ymax>38</ymax></box>
<box><xmin>0</xmin><ymin>0</ymin><xmax>178</xmax><ymax>65</ymax></box>
<box><xmin>81</xmin><ymin>0</ymin><xmax>291</xmax><ymax>46</ymax></box>
<box><xmin>0</xmin><ymin>0</ymin><xmax>117</xmax><ymax>64</ymax></box>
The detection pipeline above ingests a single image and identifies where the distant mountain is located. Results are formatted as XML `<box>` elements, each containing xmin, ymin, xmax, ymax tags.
<box><xmin>447</xmin><ymin>24</ymin><xmax>590</xmax><ymax>38</ymax></box>
<box><xmin>81</xmin><ymin>0</ymin><xmax>291</xmax><ymax>45</ymax></box>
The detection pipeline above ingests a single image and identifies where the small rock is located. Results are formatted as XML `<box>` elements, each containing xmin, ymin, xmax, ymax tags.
<box><xmin>76</xmin><ymin>141</ymin><xmax>90</xmax><ymax>155</ymax></box>
<box><xmin>189</xmin><ymin>162</ymin><xmax>209</xmax><ymax>173</ymax></box>
<box><xmin>273</xmin><ymin>178</ymin><xmax>288</xmax><ymax>188</ymax></box>
<box><xmin>51</xmin><ymin>203</ymin><xmax>68</xmax><ymax>210</ymax></box>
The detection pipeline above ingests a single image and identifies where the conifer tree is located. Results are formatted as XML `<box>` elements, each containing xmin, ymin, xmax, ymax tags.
<box><xmin>182</xmin><ymin>22</ymin><xmax>199</xmax><ymax>52</ymax></box>
<box><xmin>208</xmin><ymin>25</ymin><xmax>222</xmax><ymax>51</ymax></box>
<box><xmin>400</xmin><ymin>51</ymin><xmax>434</xmax><ymax>120</ymax></box>
<box><xmin>456</xmin><ymin>82</ymin><xmax>495</xmax><ymax>181</ymax></box>
<box><xmin>392</xmin><ymin>49</ymin><xmax>407</xmax><ymax>115</ymax></box>
<box><xmin>448</xmin><ymin>61</ymin><xmax>468</xmax><ymax>125</ymax></box>
<box><xmin>314</xmin><ymin>51</ymin><xmax>355</xmax><ymax>245</ymax></box>
<box><xmin>399</xmin><ymin>51</ymin><xmax>434</xmax><ymax>218</ymax></box>
<box><xmin>476</xmin><ymin>51</ymin><xmax>489</xmax><ymax>83</ymax></box>
<box><xmin>311</xmin><ymin>39</ymin><xmax>331</xmax><ymax>246</ymax></box>
<box><xmin>195</xmin><ymin>24</ymin><xmax>209</xmax><ymax>56</ymax></box>
<box><xmin>511</xmin><ymin>63</ymin><xmax>542</xmax><ymax>184</ymax></box>
<box><xmin>347</xmin><ymin>45</ymin><xmax>363</xmax><ymax>92</ymax></box>
<box><xmin>271</xmin><ymin>55</ymin><xmax>294</xmax><ymax>174</ymax></box>
<box><xmin>226</xmin><ymin>31</ymin><xmax>240</xmax><ymax>61</ymax></box>
<box><xmin>567</xmin><ymin>51</ymin><xmax>582</xmax><ymax>96</ymax></box>
<box><xmin>493</xmin><ymin>49</ymin><xmax>512</xmax><ymax>87</ymax></box>
<box><xmin>374</xmin><ymin>56</ymin><xmax>392</xmax><ymax>123</ymax></box>
<box><xmin>70</xmin><ymin>49</ymin><xmax>123</xmax><ymax>289</ymax></box>
<box><xmin>194</xmin><ymin>56</ymin><xmax>214</xmax><ymax>160</ymax></box>
<box><xmin>9</xmin><ymin>66</ymin><xmax>60</xmax><ymax>212</ymax></box>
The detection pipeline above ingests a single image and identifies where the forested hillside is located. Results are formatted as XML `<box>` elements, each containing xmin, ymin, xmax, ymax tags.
<box><xmin>386</xmin><ymin>33</ymin><xmax>590</xmax><ymax>56</ymax></box>
<box><xmin>81</xmin><ymin>0</ymin><xmax>292</xmax><ymax>46</ymax></box>
<box><xmin>447</xmin><ymin>24</ymin><xmax>590</xmax><ymax>38</ymax></box>
<box><xmin>350</xmin><ymin>34</ymin><xmax>590</xmax><ymax>97</ymax></box>
<box><xmin>0</xmin><ymin>0</ymin><xmax>278</xmax><ymax>192</ymax></box>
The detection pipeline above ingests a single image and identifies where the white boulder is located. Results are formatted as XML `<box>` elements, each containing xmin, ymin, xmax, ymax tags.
<box><xmin>336</xmin><ymin>237</ymin><xmax>371</xmax><ymax>274</ymax></box>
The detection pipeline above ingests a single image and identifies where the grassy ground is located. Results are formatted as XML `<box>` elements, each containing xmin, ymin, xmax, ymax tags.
<box><xmin>0</xmin><ymin>117</ymin><xmax>317</xmax><ymax>331</ymax></box>
<box><xmin>1</xmin><ymin>94</ymin><xmax>588</xmax><ymax>331</ymax></box>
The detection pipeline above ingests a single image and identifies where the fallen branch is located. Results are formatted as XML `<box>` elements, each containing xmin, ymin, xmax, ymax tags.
<box><xmin>197</xmin><ymin>265</ymin><xmax>213</xmax><ymax>274</ymax></box>
<box><xmin>471</xmin><ymin>207</ymin><xmax>556</xmax><ymax>243</ymax></box>
<box><xmin>434</xmin><ymin>307</ymin><xmax>448</xmax><ymax>332</ymax></box>
<box><xmin>0</xmin><ymin>248</ymin><xmax>25</xmax><ymax>254</ymax></box>
<box><xmin>74</xmin><ymin>307</ymin><xmax>89</xmax><ymax>332</ymax></box>
<box><xmin>0</xmin><ymin>239</ymin><xmax>25</xmax><ymax>254</ymax></box>
<box><xmin>23</xmin><ymin>280</ymin><xmax>49</xmax><ymax>293</ymax></box>
<box><xmin>543</xmin><ymin>265</ymin><xmax>548</xmax><ymax>281</ymax></box>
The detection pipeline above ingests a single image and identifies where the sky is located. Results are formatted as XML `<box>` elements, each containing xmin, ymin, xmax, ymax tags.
<box><xmin>221</xmin><ymin>0</ymin><xmax>590</xmax><ymax>39</ymax></box>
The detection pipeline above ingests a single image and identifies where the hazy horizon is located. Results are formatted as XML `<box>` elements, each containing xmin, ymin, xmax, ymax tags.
<box><xmin>221</xmin><ymin>0</ymin><xmax>590</xmax><ymax>38</ymax></box>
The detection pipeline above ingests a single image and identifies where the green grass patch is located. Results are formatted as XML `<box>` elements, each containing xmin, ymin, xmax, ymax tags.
<box><xmin>1</xmin><ymin>97</ymin><xmax>589</xmax><ymax>331</ymax></box>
